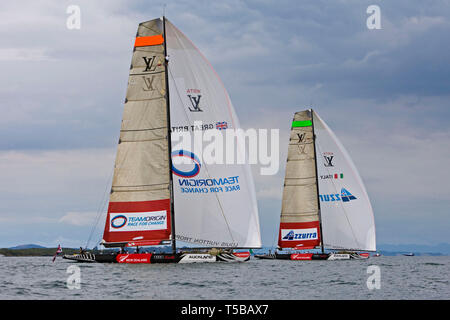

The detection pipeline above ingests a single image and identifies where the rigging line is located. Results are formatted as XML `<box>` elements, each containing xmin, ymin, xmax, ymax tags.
<box><xmin>85</xmin><ymin>163</ymin><xmax>115</xmax><ymax>249</ymax></box>
<box><xmin>271</xmin><ymin>217</ymin><xmax>279</xmax><ymax>249</ymax></box>
<box><xmin>314</xmin><ymin>138</ymin><xmax>360</xmax><ymax>248</ymax></box>
<box><xmin>167</xmin><ymin>63</ymin><xmax>236</xmax><ymax>246</ymax></box>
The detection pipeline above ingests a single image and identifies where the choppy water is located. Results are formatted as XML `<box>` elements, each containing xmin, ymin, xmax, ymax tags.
<box><xmin>0</xmin><ymin>255</ymin><xmax>448</xmax><ymax>300</ymax></box>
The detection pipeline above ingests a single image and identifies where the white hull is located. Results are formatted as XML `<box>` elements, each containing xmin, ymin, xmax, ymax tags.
<box><xmin>178</xmin><ymin>253</ymin><xmax>217</xmax><ymax>263</ymax></box>
<box><xmin>327</xmin><ymin>253</ymin><xmax>369</xmax><ymax>260</ymax></box>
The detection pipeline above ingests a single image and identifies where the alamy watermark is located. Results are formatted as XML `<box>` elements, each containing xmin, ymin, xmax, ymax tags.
<box><xmin>171</xmin><ymin>122</ymin><xmax>280</xmax><ymax>176</ymax></box>
<box><xmin>366</xmin><ymin>5</ymin><xmax>381</xmax><ymax>30</ymax></box>
<box><xmin>66</xmin><ymin>265</ymin><xmax>81</xmax><ymax>289</ymax></box>
<box><xmin>66</xmin><ymin>5</ymin><xmax>81</xmax><ymax>30</ymax></box>
<box><xmin>366</xmin><ymin>265</ymin><xmax>381</xmax><ymax>290</ymax></box>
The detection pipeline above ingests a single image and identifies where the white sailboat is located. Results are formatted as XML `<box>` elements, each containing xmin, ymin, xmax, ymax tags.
<box><xmin>256</xmin><ymin>109</ymin><xmax>375</xmax><ymax>261</ymax></box>
<box><xmin>64</xmin><ymin>17</ymin><xmax>261</xmax><ymax>264</ymax></box>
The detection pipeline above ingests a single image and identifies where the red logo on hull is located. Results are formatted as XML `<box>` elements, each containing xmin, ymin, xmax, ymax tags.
<box><xmin>290</xmin><ymin>253</ymin><xmax>313</xmax><ymax>260</ymax></box>
<box><xmin>233</xmin><ymin>251</ymin><xmax>250</xmax><ymax>258</ymax></box>
<box><xmin>116</xmin><ymin>253</ymin><xmax>152</xmax><ymax>264</ymax></box>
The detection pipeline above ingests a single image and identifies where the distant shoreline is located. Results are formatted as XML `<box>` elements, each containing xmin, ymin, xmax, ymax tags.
<box><xmin>0</xmin><ymin>248</ymin><xmax>80</xmax><ymax>257</ymax></box>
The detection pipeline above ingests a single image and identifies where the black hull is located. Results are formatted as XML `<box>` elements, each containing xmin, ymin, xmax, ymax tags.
<box><xmin>311</xmin><ymin>254</ymin><xmax>329</xmax><ymax>260</ymax></box>
<box><xmin>63</xmin><ymin>251</ymin><xmax>250</xmax><ymax>263</ymax></box>
<box><xmin>94</xmin><ymin>253</ymin><xmax>118</xmax><ymax>263</ymax></box>
<box><xmin>274</xmin><ymin>253</ymin><xmax>291</xmax><ymax>260</ymax></box>
<box><xmin>63</xmin><ymin>252</ymin><xmax>179</xmax><ymax>263</ymax></box>
<box><xmin>273</xmin><ymin>253</ymin><xmax>330</xmax><ymax>260</ymax></box>
<box><xmin>254</xmin><ymin>254</ymin><xmax>276</xmax><ymax>260</ymax></box>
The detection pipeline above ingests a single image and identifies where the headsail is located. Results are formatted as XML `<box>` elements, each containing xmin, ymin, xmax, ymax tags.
<box><xmin>278</xmin><ymin>110</ymin><xmax>322</xmax><ymax>249</ymax></box>
<box><xmin>102</xmin><ymin>18</ymin><xmax>172</xmax><ymax>247</ymax></box>
<box><xmin>313</xmin><ymin>111</ymin><xmax>376</xmax><ymax>251</ymax></box>
<box><xmin>165</xmin><ymin>19</ymin><xmax>261</xmax><ymax>248</ymax></box>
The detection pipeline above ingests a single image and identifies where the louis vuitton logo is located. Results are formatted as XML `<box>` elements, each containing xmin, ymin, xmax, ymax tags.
<box><xmin>297</xmin><ymin>144</ymin><xmax>307</xmax><ymax>155</ymax></box>
<box><xmin>323</xmin><ymin>155</ymin><xmax>334</xmax><ymax>167</ymax></box>
<box><xmin>297</xmin><ymin>133</ymin><xmax>306</xmax><ymax>143</ymax></box>
<box><xmin>143</xmin><ymin>56</ymin><xmax>157</xmax><ymax>72</ymax></box>
<box><xmin>142</xmin><ymin>76</ymin><xmax>155</xmax><ymax>91</ymax></box>
<box><xmin>187</xmin><ymin>94</ymin><xmax>203</xmax><ymax>112</ymax></box>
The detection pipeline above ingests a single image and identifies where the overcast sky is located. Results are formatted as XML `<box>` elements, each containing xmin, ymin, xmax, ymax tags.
<box><xmin>0</xmin><ymin>0</ymin><xmax>449</xmax><ymax>248</ymax></box>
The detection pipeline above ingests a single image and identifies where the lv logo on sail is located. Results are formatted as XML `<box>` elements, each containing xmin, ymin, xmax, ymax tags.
<box><xmin>323</xmin><ymin>155</ymin><xmax>334</xmax><ymax>167</ymax></box>
<box><xmin>187</xmin><ymin>95</ymin><xmax>203</xmax><ymax>112</ymax></box>
<box><xmin>142</xmin><ymin>56</ymin><xmax>157</xmax><ymax>72</ymax></box>
<box><xmin>142</xmin><ymin>76</ymin><xmax>155</xmax><ymax>91</ymax></box>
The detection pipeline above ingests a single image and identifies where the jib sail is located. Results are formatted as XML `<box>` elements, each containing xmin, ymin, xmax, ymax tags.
<box><xmin>165</xmin><ymin>19</ymin><xmax>261</xmax><ymax>248</ymax></box>
<box><xmin>313</xmin><ymin>110</ymin><xmax>376</xmax><ymax>251</ymax></box>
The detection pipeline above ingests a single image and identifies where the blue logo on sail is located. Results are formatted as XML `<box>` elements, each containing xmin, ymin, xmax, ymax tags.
<box><xmin>340</xmin><ymin>188</ymin><xmax>357</xmax><ymax>202</ymax></box>
<box><xmin>171</xmin><ymin>150</ymin><xmax>201</xmax><ymax>178</ymax></box>
<box><xmin>111</xmin><ymin>215</ymin><xmax>127</xmax><ymax>228</ymax></box>
<box><xmin>283</xmin><ymin>230</ymin><xmax>295</xmax><ymax>240</ymax></box>
<box><xmin>282</xmin><ymin>229</ymin><xmax>318</xmax><ymax>241</ymax></box>
<box><xmin>319</xmin><ymin>188</ymin><xmax>357</xmax><ymax>202</ymax></box>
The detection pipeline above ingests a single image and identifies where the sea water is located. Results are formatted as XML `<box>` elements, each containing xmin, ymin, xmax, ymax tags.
<box><xmin>0</xmin><ymin>256</ymin><xmax>448</xmax><ymax>299</ymax></box>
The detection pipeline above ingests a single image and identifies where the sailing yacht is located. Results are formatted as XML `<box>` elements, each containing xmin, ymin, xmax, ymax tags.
<box><xmin>63</xmin><ymin>17</ymin><xmax>261</xmax><ymax>264</ymax></box>
<box><xmin>256</xmin><ymin>109</ymin><xmax>376</xmax><ymax>261</ymax></box>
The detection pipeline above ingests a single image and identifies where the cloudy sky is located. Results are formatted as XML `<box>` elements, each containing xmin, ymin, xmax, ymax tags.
<box><xmin>1</xmin><ymin>0</ymin><xmax>449</xmax><ymax>248</ymax></box>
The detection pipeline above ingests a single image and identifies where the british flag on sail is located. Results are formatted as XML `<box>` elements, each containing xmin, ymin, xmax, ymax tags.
<box><xmin>216</xmin><ymin>121</ymin><xmax>228</xmax><ymax>130</ymax></box>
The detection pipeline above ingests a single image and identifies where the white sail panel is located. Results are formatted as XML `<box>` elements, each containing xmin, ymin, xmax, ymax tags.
<box><xmin>165</xmin><ymin>19</ymin><xmax>261</xmax><ymax>248</ymax></box>
<box><xmin>313</xmin><ymin>110</ymin><xmax>376</xmax><ymax>251</ymax></box>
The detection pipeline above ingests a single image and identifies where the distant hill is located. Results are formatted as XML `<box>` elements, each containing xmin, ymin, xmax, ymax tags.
<box><xmin>9</xmin><ymin>244</ymin><xmax>47</xmax><ymax>250</ymax></box>
<box><xmin>0</xmin><ymin>247</ymin><xmax>79</xmax><ymax>257</ymax></box>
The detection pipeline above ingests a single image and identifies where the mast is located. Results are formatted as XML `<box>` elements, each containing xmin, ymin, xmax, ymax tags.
<box><xmin>163</xmin><ymin>16</ymin><xmax>177</xmax><ymax>254</ymax></box>
<box><xmin>310</xmin><ymin>108</ymin><xmax>325</xmax><ymax>253</ymax></box>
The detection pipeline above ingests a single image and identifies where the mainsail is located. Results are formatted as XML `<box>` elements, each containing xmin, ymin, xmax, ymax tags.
<box><xmin>102</xmin><ymin>17</ymin><xmax>261</xmax><ymax>250</ymax></box>
<box><xmin>278</xmin><ymin>110</ymin><xmax>322</xmax><ymax>249</ymax></box>
<box><xmin>278</xmin><ymin>109</ymin><xmax>376</xmax><ymax>252</ymax></box>
<box><xmin>102</xmin><ymin>19</ymin><xmax>171</xmax><ymax>247</ymax></box>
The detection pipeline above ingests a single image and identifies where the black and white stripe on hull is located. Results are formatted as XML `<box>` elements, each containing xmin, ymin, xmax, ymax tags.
<box><xmin>63</xmin><ymin>253</ymin><xmax>96</xmax><ymax>262</ymax></box>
